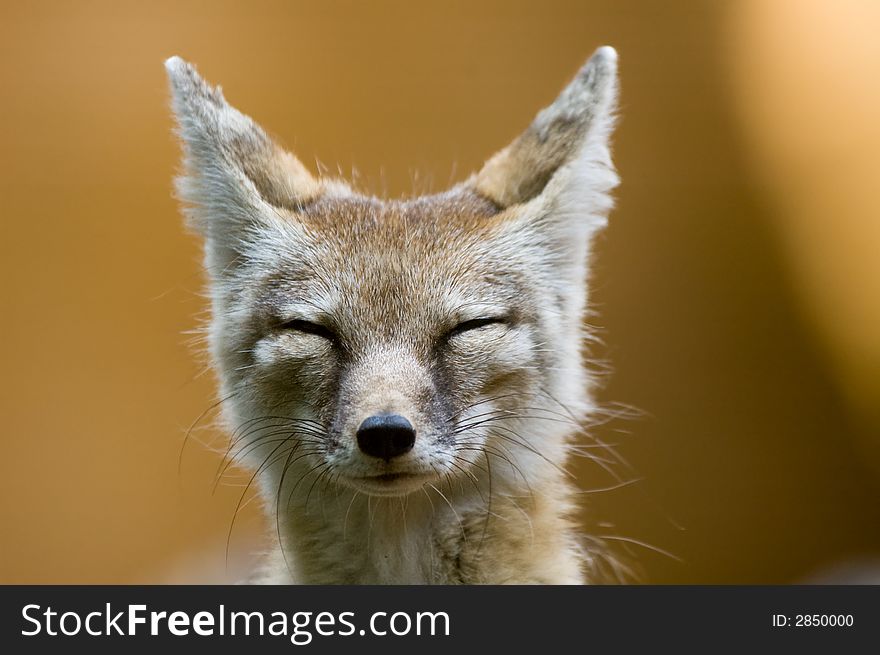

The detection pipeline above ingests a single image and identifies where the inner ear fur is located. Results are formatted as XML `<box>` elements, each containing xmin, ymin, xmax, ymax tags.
<box><xmin>165</xmin><ymin>56</ymin><xmax>321</xmax><ymax>236</ymax></box>
<box><xmin>470</xmin><ymin>46</ymin><xmax>619</xmax><ymax>210</ymax></box>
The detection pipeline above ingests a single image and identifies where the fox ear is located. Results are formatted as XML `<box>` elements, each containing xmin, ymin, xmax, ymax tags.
<box><xmin>165</xmin><ymin>57</ymin><xmax>319</xmax><ymax>266</ymax></box>
<box><xmin>471</xmin><ymin>46</ymin><xmax>618</xmax><ymax>229</ymax></box>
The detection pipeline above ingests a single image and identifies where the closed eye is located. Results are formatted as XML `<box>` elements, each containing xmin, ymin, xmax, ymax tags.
<box><xmin>278</xmin><ymin>318</ymin><xmax>337</xmax><ymax>342</ymax></box>
<box><xmin>447</xmin><ymin>317</ymin><xmax>508</xmax><ymax>338</ymax></box>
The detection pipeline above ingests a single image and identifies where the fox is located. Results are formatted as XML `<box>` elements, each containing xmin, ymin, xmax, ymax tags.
<box><xmin>166</xmin><ymin>46</ymin><xmax>620</xmax><ymax>584</ymax></box>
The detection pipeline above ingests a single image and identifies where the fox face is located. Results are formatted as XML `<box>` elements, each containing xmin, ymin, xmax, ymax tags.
<box><xmin>167</xmin><ymin>49</ymin><xmax>618</xmax><ymax>507</ymax></box>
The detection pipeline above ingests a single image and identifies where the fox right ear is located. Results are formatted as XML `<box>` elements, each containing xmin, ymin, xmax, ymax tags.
<box><xmin>165</xmin><ymin>57</ymin><xmax>319</xmax><ymax>268</ymax></box>
<box><xmin>470</xmin><ymin>46</ymin><xmax>619</xmax><ymax>223</ymax></box>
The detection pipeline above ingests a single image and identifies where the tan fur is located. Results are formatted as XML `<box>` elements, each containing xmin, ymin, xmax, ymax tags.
<box><xmin>166</xmin><ymin>47</ymin><xmax>620</xmax><ymax>584</ymax></box>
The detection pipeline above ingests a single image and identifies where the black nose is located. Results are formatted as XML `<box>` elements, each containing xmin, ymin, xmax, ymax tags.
<box><xmin>356</xmin><ymin>414</ymin><xmax>416</xmax><ymax>461</ymax></box>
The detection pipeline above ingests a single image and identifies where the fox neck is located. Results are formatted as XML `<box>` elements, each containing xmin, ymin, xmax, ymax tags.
<box><xmin>261</xmin><ymin>462</ymin><xmax>584</xmax><ymax>584</ymax></box>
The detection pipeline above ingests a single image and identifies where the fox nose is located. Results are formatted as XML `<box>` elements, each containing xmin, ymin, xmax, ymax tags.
<box><xmin>356</xmin><ymin>414</ymin><xmax>416</xmax><ymax>461</ymax></box>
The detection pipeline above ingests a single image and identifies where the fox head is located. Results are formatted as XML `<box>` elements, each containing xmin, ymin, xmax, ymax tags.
<box><xmin>167</xmin><ymin>49</ymin><xmax>618</xmax><ymax>502</ymax></box>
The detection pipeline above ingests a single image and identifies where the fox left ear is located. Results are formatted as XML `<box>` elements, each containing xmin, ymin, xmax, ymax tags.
<box><xmin>470</xmin><ymin>46</ymin><xmax>619</xmax><ymax>234</ymax></box>
<box><xmin>165</xmin><ymin>57</ymin><xmax>320</xmax><ymax>272</ymax></box>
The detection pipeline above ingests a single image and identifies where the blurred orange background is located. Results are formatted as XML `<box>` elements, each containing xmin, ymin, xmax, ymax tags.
<box><xmin>1</xmin><ymin>0</ymin><xmax>878</xmax><ymax>583</ymax></box>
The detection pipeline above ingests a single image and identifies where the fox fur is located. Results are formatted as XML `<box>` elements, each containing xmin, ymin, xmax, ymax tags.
<box><xmin>166</xmin><ymin>46</ymin><xmax>620</xmax><ymax>584</ymax></box>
